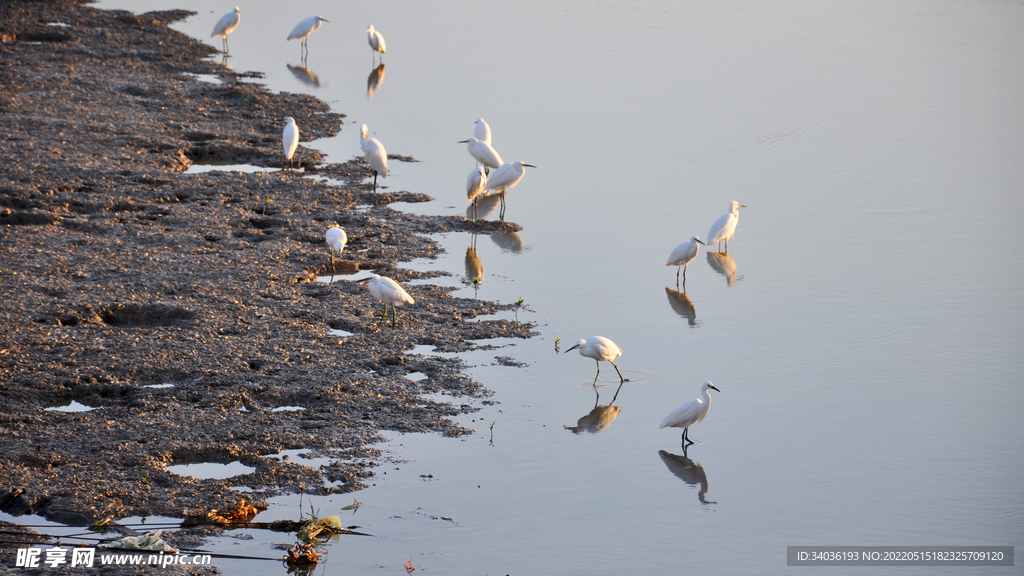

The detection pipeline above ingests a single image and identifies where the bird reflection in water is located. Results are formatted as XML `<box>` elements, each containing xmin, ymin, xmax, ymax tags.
<box><xmin>465</xmin><ymin>235</ymin><xmax>483</xmax><ymax>298</ymax></box>
<box><xmin>492</xmin><ymin>231</ymin><xmax>525</xmax><ymax>253</ymax></box>
<box><xmin>664</xmin><ymin>287</ymin><xmax>698</xmax><ymax>327</ymax></box>
<box><xmin>706</xmin><ymin>251</ymin><xmax>740</xmax><ymax>287</ymax></box>
<box><xmin>658</xmin><ymin>450</ymin><xmax>715</xmax><ymax>504</ymax></box>
<box><xmin>366</xmin><ymin>63</ymin><xmax>385</xmax><ymax>100</ymax></box>
<box><xmin>287</xmin><ymin>63</ymin><xmax>321</xmax><ymax>87</ymax></box>
<box><xmin>565</xmin><ymin>380</ymin><xmax>625</xmax><ymax>435</ymax></box>
<box><xmin>465</xmin><ymin>192</ymin><xmax>502</xmax><ymax>221</ymax></box>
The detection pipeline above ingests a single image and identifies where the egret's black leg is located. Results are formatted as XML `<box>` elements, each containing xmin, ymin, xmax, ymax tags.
<box><xmin>609</xmin><ymin>360</ymin><xmax>627</xmax><ymax>383</ymax></box>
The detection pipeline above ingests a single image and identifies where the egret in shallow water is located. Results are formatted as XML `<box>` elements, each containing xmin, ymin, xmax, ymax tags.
<box><xmin>485</xmin><ymin>161</ymin><xmax>535</xmax><ymax>220</ymax></box>
<box><xmin>211</xmin><ymin>6</ymin><xmax>240</xmax><ymax>54</ymax></box>
<box><xmin>466</xmin><ymin>167</ymin><xmax>488</xmax><ymax>220</ymax></box>
<box><xmin>565</xmin><ymin>336</ymin><xmax>627</xmax><ymax>385</ymax></box>
<box><xmin>660</xmin><ymin>381</ymin><xmax>720</xmax><ymax>448</ymax></box>
<box><xmin>666</xmin><ymin>235</ymin><xmax>705</xmax><ymax>286</ymax></box>
<box><xmin>707</xmin><ymin>201</ymin><xmax>745</xmax><ymax>252</ymax></box>
<box><xmin>458</xmin><ymin>137</ymin><xmax>502</xmax><ymax>172</ymax></box>
<box><xmin>325</xmin><ymin>227</ymin><xmax>346</xmax><ymax>263</ymax></box>
<box><xmin>282</xmin><ymin>117</ymin><xmax>299</xmax><ymax>169</ymax></box>
<box><xmin>359</xmin><ymin>274</ymin><xmax>414</xmax><ymax>332</ymax></box>
<box><xmin>474</xmin><ymin>118</ymin><xmax>491</xmax><ymax>145</ymax></box>
<box><xmin>288</xmin><ymin>15</ymin><xmax>328</xmax><ymax>58</ymax></box>
<box><xmin>360</xmin><ymin>124</ymin><xmax>388</xmax><ymax>190</ymax></box>
<box><xmin>367</xmin><ymin>25</ymin><xmax>385</xmax><ymax>62</ymax></box>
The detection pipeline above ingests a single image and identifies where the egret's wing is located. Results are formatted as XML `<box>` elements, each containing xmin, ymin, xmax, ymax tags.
<box><xmin>380</xmin><ymin>277</ymin><xmax>414</xmax><ymax>305</ymax></box>
<box><xmin>659</xmin><ymin>398</ymin><xmax>702</xmax><ymax>429</ymax></box>
<box><xmin>706</xmin><ymin>213</ymin><xmax>730</xmax><ymax>244</ymax></box>
<box><xmin>667</xmin><ymin>242</ymin><xmax>697</xmax><ymax>266</ymax></box>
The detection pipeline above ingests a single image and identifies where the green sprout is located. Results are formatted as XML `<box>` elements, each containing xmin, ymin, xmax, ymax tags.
<box><xmin>554</xmin><ymin>337</ymin><xmax>561</xmax><ymax>354</ymax></box>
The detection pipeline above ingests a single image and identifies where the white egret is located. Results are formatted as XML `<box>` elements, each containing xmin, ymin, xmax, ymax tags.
<box><xmin>457</xmin><ymin>137</ymin><xmax>502</xmax><ymax>172</ymax></box>
<box><xmin>325</xmin><ymin>227</ymin><xmax>346</xmax><ymax>263</ymax></box>
<box><xmin>211</xmin><ymin>7</ymin><xmax>240</xmax><ymax>54</ymax></box>
<box><xmin>359</xmin><ymin>274</ymin><xmax>414</xmax><ymax>332</ymax></box>
<box><xmin>565</xmin><ymin>336</ymin><xmax>627</xmax><ymax>385</ymax></box>
<box><xmin>660</xmin><ymin>381</ymin><xmax>720</xmax><ymax>448</ymax></box>
<box><xmin>282</xmin><ymin>117</ymin><xmax>299</xmax><ymax>169</ymax></box>
<box><xmin>360</xmin><ymin>124</ymin><xmax>388</xmax><ymax>190</ymax></box>
<box><xmin>288</xmin><ymin>15</ymin><xmax>328</xmax><ymax>58</ymax></box>
<box><xmin>485</xmin><ymin>161</ymin><xmax>535</xmax><ymax>220</ymax></box>
<box><xmin>706</xmin><ymin>201</ymin><xmax>745</xmax><ymax>252</ymax></box>
<box><xmin>367</xmin><ymin>25</ymin><xmax>385</xmax><ymax>62</ymax></box>
<box><xmin>666</xmin><ymin>235</ymin><xmax>705</xmax><ymax>286</ymax></box>
<box><xmin>466</xmin><ymin>167</ymin><xmax>487</xmax><ymax>220</ymax></box>
<box><xmin>474</xmin><ymin>118</ymin><xmax>491</xmax><ymax>145</ymax></box>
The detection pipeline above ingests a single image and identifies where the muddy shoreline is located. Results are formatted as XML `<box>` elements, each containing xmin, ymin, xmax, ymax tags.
<box><xmin>0</xmin><ymin>0</ymin><xmax>532</xmax><ymax>561</ymax></box>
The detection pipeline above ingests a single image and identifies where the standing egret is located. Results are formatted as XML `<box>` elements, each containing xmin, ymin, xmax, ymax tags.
<box><xmin>706</xmin><ymin>201</ymin><xmax>745</xmax><ymax>252</ymax></box>
<box><xmin>485</xmin><ymin>161</ymin><xmax>535</xmax><ymax>220</ymax></box>
<box><xmin>325</xmin><ymin>227</ymin><xmax>346</xmax><ymax>264</ymax></box>
<box><xmin>458</xmin><ymin>137</ymin><xmax>502</xmax><ymax>173</ymax></box>
<box><xmin>211</xmin><ymin>6</ymin><xmax>240</xmax><ymax>54</ymax></box>
<box><xmin>474</xmin><ymin>118</ymin><xmax>491</xmax><ymax>145</ymax></box>
<box><xmin>359</xmin><ymin>274</ymin><xmax>414</xmax><ymax>332</ymax></box>
<box><xmin>282</xmin><ymin>117</ymin><xmax>299</xmax><ymax>169</ymax></box>
<box><xmin>360</xmin><ymin>124</ymin><xmax>388</xmax><ymax>190</ymax></box>
<box><xmin>466</xmin><ymin>167</ymin><xmax>487</xmax><ymax>220</ymax></box>
<box><xmin>660</xmin><ymin>381</ymin><xmax>720</xmax><ymax>448</ymax></box>
<box><xmin>288</xmin><ymin>15</ymin><xmax>328</xmax><ymax>58</ymax></box>
<box><xmin>367</xmin><ymin>25</ymin><xmax>385</xmax><ymax>62</ymax></box>
<box><xmin>666</xmin><ymin>235</ymin><xmax>706</xmax><ymax>286</ymax></box>
<box><xmin>565</xmin><ymin>336</ymin><xmax>627</xmax><ymax>385</ymax></box>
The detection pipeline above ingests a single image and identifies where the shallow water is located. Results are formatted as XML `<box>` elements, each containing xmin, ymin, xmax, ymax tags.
<box><xmin>93</xmin><ymin>0</ymin><xmax>1024</xmax><ymax>573</ymax></box>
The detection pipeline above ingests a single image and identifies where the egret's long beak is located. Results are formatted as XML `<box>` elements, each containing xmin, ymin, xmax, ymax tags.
<box><xmin>739</xmin><ymin>204</ymin><xmax>747</xmax><ymax>208</ymax></box>
<box><xmin>564</xmin><ymin>344</ymin><xmax>580</xmax><ymax>354</ymax></box>
<box><xmin>708</xmin><ymin>385</ymin><xmax>721</xmax><ymax>392</ymax></box>
<box><xmin>696</xmin><ymin>239</ymin><xmax>706</xmax><ymax>245</ymax></box>
<box><xmin>523</xmin><ymin>164</ymin><xmax>537</xmax><ymax>168</ymax></box>
<box><xmin>457</xmin><ymin>139</ymin><xmax>469</xmax><ymax>144</ymax></box>
<box><xmin>356</xmin><ymin>277</ymin><xmax>371</xmax><ymax>283</ymax></box>
<box><xmin>320</xmin><ymin>18</ymin><xmax>330</xmax><ymax>22</ymax></box>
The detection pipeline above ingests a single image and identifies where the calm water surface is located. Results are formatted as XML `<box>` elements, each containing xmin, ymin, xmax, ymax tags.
<box><xmin>90</xmin><ymin>0</ymin><xmax>1024</xmax><ymax>573</ymax></box>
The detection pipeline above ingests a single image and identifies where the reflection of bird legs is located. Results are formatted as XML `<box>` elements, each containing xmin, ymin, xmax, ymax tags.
<box><xmin>592</xmin><ymin>377</ymin><xmax>625</xmax><ymax>405</ymax></box>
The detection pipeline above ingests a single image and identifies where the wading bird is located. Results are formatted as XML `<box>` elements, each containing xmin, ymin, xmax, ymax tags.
<box><xmin>288</xmin><ymin>15</ymin><xmax>328</xmax><ymax>58</ymax></box>
<box><xmin>660</xmin><ymin>381</ymin><xmax>720</xmax><ymax>448</ymax></box>
<box><xmin>666</xmin><ymin>235</ymin><xmax>705</xmax><ymax>286</ymax></box>
<box><xmin>360</xmin><ymin>124</ymin><xmax>388</xmax><ymax>190</ymax></box>
<box><xmin>211</xmin><ymin>7</ymin><xmax>240</xmax><ymax>54</ymax></box>
<box><xmin>475</xmin><ymin>118</ymin><xmax>491</xmax><ymax>145</ymax></box>
<box><xmin>458</xmin><ymin>137</ymin><xmax>502</xmax><ymax>173</ymax></box>
<box><xmin>565</xmin><ymin>336</ymin><xmax>627</xmax><ymax>385</ymax></box>
<box><xmin>367</xmin><ymin>25</ymin><xmax>385</xmax><ymax>62</ymax></box>
<box><xmin>359</xmin><ymin>274</ymin><xmax>414</xmax><ymax>332</ymax></box>
<box><xmin>707</xmin><ymin>201</ymin><xmax>745</xmax><ymax>252</ymax></box>
<box><xmin>325</xmin><ymin>227</ymin><xmax>346</xmax><ymax>263</ymax></box>
<box><xmin>484</xmin><ymin>161</ymin><xmax>535</xmax><ymax>220</ymax></box>
<box><xmin>466</xmin><ymin>167</ymin><xmax>487</xmax><ymax>220</ymax></box>
<box><xmin>282</xmin><ymin>117</ymin><xmax>299</xmax><ymax>169</ymax></box>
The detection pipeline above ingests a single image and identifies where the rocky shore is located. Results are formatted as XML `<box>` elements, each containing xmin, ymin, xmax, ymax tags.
<box><xmin>0</xmin><ymin>0</ymin><xmax>532</xmax><ymax>562</ymax></box>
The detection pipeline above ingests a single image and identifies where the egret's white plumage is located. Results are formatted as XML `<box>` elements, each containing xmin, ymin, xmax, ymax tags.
<box><xmin>458</xmin><ymin>137</ymin><xmax>503</xmax><ymax>170</ymax></box>
<box><xmin>485</xmin><ymin>161</ymin><xmax>535</xmax><ymax>220</ymax></box>
<box><xmin>282</xmin><ymin>117</ymin><xmax>299</xmax><ymax>168</ymax></box>
<box><xmin>360</xmin><ymin>124</ymin><xmax>389</xmax><ymax>190</ymax></box>
<box><xmin>363</xmin><ymin>274</ymin><xmax>414</xmax><ymax>331</ymax></box>
<box><xmin>325</xmin><ymin>227</ymin><xmax>347</xmax><ymax>260</ymax></box>
<box><xmin>565</xmin><ymin>336</ymin><xmax>626</xmax><ymax>384</ymax></box>
<box><xmin>288</xmin><ymin>15</ymin><xmax>328</xmax><ymax>56</ymax></box>
<box><xmin>707</xmin><ymin>201</ymin><xmax>745</xmax><ymax>251</ymax></box>
<box><xmin>367</xmin><ymin>25</ymin><xmax>385</xmax><ymax>59</ymax></box>
<box><xmin>474</xmin><ymin>118</ymin><xmax>491</xmax><ymax>145</ymax></box>
<box><xmin>666</xmin><ymin>235</ymin><xmax>706</xmax><ymax>285</ymax></box>
<box><xmin>466</xmin><ymin>167</ymin><xmax>488</xmax><ymax>220</ymax></box>
<box><xmin>660</xmin><ymin>381</ymin><xmax>720</xmax><ymax>447</ymax></box>
<box><xmin>211</xmin><ymin>7</ymin><xmax>240</xmax><ymax>53</ymax></box>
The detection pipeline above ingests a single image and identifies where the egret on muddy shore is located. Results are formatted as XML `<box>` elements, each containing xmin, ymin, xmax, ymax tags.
<box><xmin>282</xmin><ymin>117</ymin><xmax>299</xmax><ymax>169</ymax></box>
<box><xmin>565</xmin><ymin>336</ymin><xmax>627</xmax><ymax>385</ymax></box>
<box><xmin>288</xmin><ymin>15</ymin><xmax>328</xmax><ymax>58</ymax></box>
<box><xmin>707</xmin><ymin>201</ymin><xmax>745</xmax><ymax>252</ymax></box>
<box><xmin>325</xmin><ymin>227</ymin><xmax>346</xmax><ymax>263</ymax></box>
<box><xmin>211</xmin><ymin>7</ymin><xmax>240</xmax><ymax>54</ymax></box>
<box><xmin>359</xmin><ymin>274</ymin><xmax>414</xmax><ymax>332</ymax></box>
<box><xmin>466</xmin><ymin>167</ymin><xmax>487</xmax><ymax>220</ymax></box>
<box><xmin>660</xmin><ymin>381</ymin><xmax>720</xmax><ymax>448</ymax></box>
<box><xmin>667</xmin><ymin>235</ymin><xmax>705</xmax><ymax>286</ymax></box>
<box><xmin>360</xmin><ymin>124</ymin><xmax>388</xmax><ymax>190</ymax></box>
